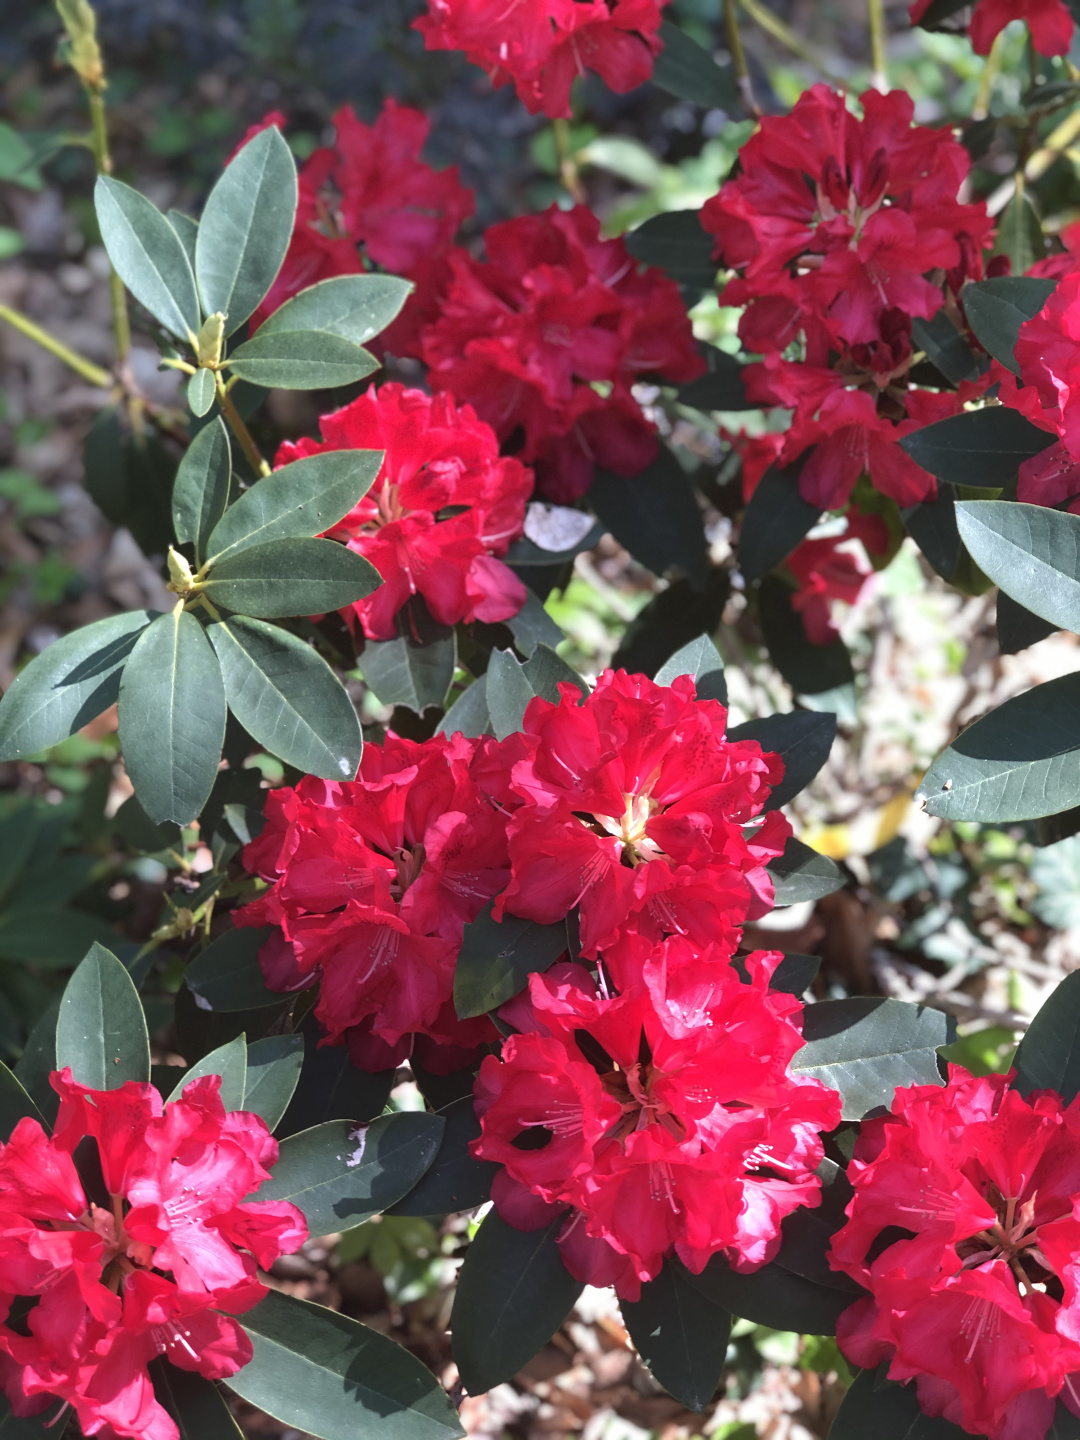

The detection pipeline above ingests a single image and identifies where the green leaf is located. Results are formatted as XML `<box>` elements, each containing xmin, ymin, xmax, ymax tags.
<box><xmin>624</xmin><ymin>211</ymin><xmax>715</xmax><ymax>294</ymax></box>
<box><xmin>201</xmin><ymin>536</ymin><xmax>381</xmax><ymax>619</ymax></box>
<box><xmin>209</xmin><ymin>615</ymin><xmax>362</xmax><ymax>780</ymax></box>
<box><xmin>206</xmin><ymin>450</ymin><xmax>382</xmax><ymax>565</ymax></box>
<box><xmin>899</xmin><ymin>407</ymin><xmax>1054</xmax><ymax>485</ymax></box>
<box><xmin>167</xmin><ymin>210</ymin><xmax>199</xmax><ymax>269</ymax></box>
<box><xmin>1012</xmin><ymin>970</ymin><xmax>1080</xmax><ymax>1101</ymax></box>
<box><xmin>759</xmin><ymin>576</ymin><xmax>854</xmax><ymax>697</ymax></box>
<box><xmin>678</xmin><ymin>342</ymin><xmax>749</xmax><ymax>411</ymax></box>
<box><xmin>0</xmin><ymin>1394</ymin><xmax>57</xmax><ymax>1439</ymax></box>
<box><xmin>225</xmin><ymin>330</ymin><xmax>380</xmax><ymax>389</ymax></box>
<box><xmin>504</xmin><ymin>516</ymin><xmax>605</xmax><ymax>568</ymax></box>
<box><xmin>188</xmin><ymin>367</ymin><xmax>216</xmax><ymax>416</ymax></box>
<box><xmin>94</xmin><ymin>175</ymin><xmax>201</xmax><ymax>340</ymax></box>
<box><xmin>0</xmin><ymin>610</ymin><xmax>154</xmax><ymax>760</ymax></box>
<box><xmin>117</xmin><ymin>610</ymin><xmax>227</xmax><ymax>825</ymax></box>
<box><xmin>962</xmin><ymin>276</ymin><xmax>1057</xmax><ymax>375</ymax></box>
<box><xmin>454</xmin><ymin>902</ymin><xmax>569</xmax><ymax>1019</ymax></box>
<box><xmin>683</xmin><ymin>1250</ymin><xmax>855</xmax><ymax>1336</ymax></box>
<box><xmin>828</xmin><ymin>1367</ymin><xmax>973</xmax><ymax>1440</ymax></box>
<box><xmin>903</xmin><ymin>489</ymin><xmax>963</xmax><ymax>582</ymax></box>
<box><xmin>792</xmin><ymin>997</ymin><xmax>948</xmax><ymax>1120</ymax></box>
<box><xmin>768</xmin><ymin>836</ymin><xmax>845</xmax><ymax>905</ymax></box>
<box><xmin>386</xmin><ymin>1096</ymin><xmax>499</xmax><ymax>1217</ymax></box>
<box><xmin>914</xmin><ymin>0</ymin><xmax>972</xmax><ymax>24</ymax></box>
<box><xmin>358</xmin><ymin>604</ymin><xmax>457</xmax><ymax>713</ymax></box>
<box><xmin>256</xmin><ymin>274</ymin><xmax>412</xmax><ymax>345</ymax></box>
<box><xmin>910</xmin><ymin>311</ymin><xmax>980</xmax><ymax>385</ymax></box>
<box><xmin>150</xmin><ymin>1359</ymin><xmax>244</xmax><ymax>1440</ymax></box>
<box><xmin>452</xmin><ymin>1210</ymin><xmax>584</xmax><ymax>1395</ymax></box>
<box><xmin>652</xmin><ymin>21</ymin><xmax>740</xmax><ymax>109</ymax></box>
<box><xmin>172</xmin><ymin>417</ymin><xmax>231</xmax><ymax>565</ymax></box>
<box><xmin>253</xmin><ymin>1114</ymin><xmax>445</xmax><ymax>1235</ymax></box>
<box><xmin>504</xmin><ymin>588</ymin><xmax>565</xmax><ymax>658</ymax></box>
<box><xmin>437</xmin><ymin>674</ymin><xmax>491</xmax><ymax>739</ymax></box>
<box><xmin>486</xmin><ymin>645</ymin><xmax>586</xmax><ymax>741</ymax></box>
<box><xmin>992</xmin><ymin>189</ymin><xmax>1046</xmax><ymax>278</ymax></box>
<box><xmin>997</xmin><ymin>588</ymin><xmax>1058</xmax><ymax>654</ymax></box>
<box><xmin>956</xmin><ymin>500</ymin><xmax>1080</xmax><ymax>635</ymax></box>
<box><xmin>653</xmin><ymin>634</ymin><xmax>727</xmax><ymax>704</ymax></box>
<box><xmin>195</xmin><ymin>126</ymin><xmax>297</xmax><ymax>335</ymax></box>
<box><xmin>13</xmin><ymin>997</ymin><xmax>60</xmax><ymax>1125</ymax></box>
<box><xmin>167</xmin><ymin>1034</ymin><xmax>247</xmax><ymax>1110</ymax></box>
<box><xmin>590</xmin><ymin>451</ymin><xmax>708</xmax><ymax>588</ymax></box>
<box><xmin>230</xmin><ymin>1289</ymin><xmax>465</xmax><ymax>1440</ymax></box>
<box><xmin>739</xmin><ymin>467</ymin><xmax>822</xmax><ymax>583</ymax></box>
<box><xmin>728</xmin><ymin>711</ymin><xmax>836</xmax><ymax>811</ymax></box>
<box><xmin>620</xmin><ymin>1260</ymin><xmax>731</xmax><ymax>1412</ymax></box>
<box><xmin>769</xmin><ymin>952</ymin><xmax>821</xmax><ymax>995</ymax></box>
<box><xmin>185</xmin><ymin>926</ymin><xmax>283</xmax><ymax>1012</ymax></box>
<box><xmin>243</xmin><ymin>1034</ymin><xmax>304</xmax><ymax>1130</ymax></box>
<box><xmin>0</xmin><ymin>907</ymin><xmax>116</xmax><ymax>967</ymax></box>
<box><xmin>84</xmin><ymin>407</ymin><xmax>176</xmax><ymax>558</ymax></box>
<box><xmin>918</xmin><ymin>672</ymin><xmax>1080</xmax><ymax>821</ymax></box>
<box><xmin>0</xmin><ymin>1058</ymin><xmax>45</xmax><ymax>1142</ymax></box>
<box><xmin>278</xmin><ymin>1011</ymin><xmax>395</xmax><ymax>1138</ymax></box>
<box><xmin>55</xmin><ymin>942</ymin><xmax>150</xmax><ymax>1089</ymax></box>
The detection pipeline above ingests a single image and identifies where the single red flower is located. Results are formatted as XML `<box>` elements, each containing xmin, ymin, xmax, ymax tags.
<box><xmin>787</xmin><ymin>510</ymin><xmax>890</xmax><ymax>646</ymax></box>
<box><xmin>910</xmin><ymin>0</ymin><xmax>1074</xmax><ymax>55</ymax></box>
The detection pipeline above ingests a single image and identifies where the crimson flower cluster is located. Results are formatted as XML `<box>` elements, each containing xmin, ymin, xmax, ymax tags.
<box><xmin>830</xmin><ymin>1068</ymin><xmax>1080</xmax><ymax>1440</ymax></box>
<box><xmin>704</xmin><ymin>86</ymin><xmax>995</xmax><ymax>511</ymax></box>
<box><xmin>276</xmin><ymin>383</ymin><xmax>531</xmax><ymax>641</ymax></box>
<box><xmin>0</xmin><ymin>1071</ymin><xmax>306</xmax><ymax>1440</ymax></box>
<box><xmin>413</xmin><ymin>0</ymin><xmax>671</xmax><ymax>119</ymax></box>
<box><xmin>417</xmin><ymin>203</ymin><xmax>705</xmax><ymax>502</ymax></box>
<box><xmin>909</xmin><ymin>0</ymin><xmax>1074</xmax><ymax>55</ymax></box>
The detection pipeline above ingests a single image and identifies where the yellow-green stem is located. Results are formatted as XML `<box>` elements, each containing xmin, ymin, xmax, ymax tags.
<box><xmin>737</xmin><ymin>0</ymin><xmax>849</xmax><ymax>89</ymax></box>
<box><xmin>973</xmin><ymin>30</ymin><xmax>1006</xmax><ymax>120</ymax></box>
<box><xmin>723</xmin><ymin>0</ymin><xmax>759</xmax><ymax>116</ymax></box>
<box><xmin>216</xmin><ymin>376</ymin><xmax>270</xmax><ymax>477</ymax></box>
<box><xmin>867</xmin><ymin>0</ymin><xmax>887</xmax><ymax>91</ymax></box>
<box><xmin>86</xmin><ymin>87</ymin><xmax>130</xmax><ymax>361</ymax></box>
<box><xmin>552</xmin><ymin>118</ymin><xmax>585</xmax><ymax>204</ymax></box>
<box><xmin>0</xmin><ymin>301</ymin><xmax>113</xmax><ymax>387</ymax></box>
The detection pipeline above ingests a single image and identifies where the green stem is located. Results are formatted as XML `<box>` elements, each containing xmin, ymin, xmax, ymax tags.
<box><xmin>723</xmin><ymin>0</ymin><xmax>759</xmax><ymax>116</ymax></box>
<box><xmin>216</xmin><ymin>375</ymin><xmax>270</xmax><ymax>477</ymax></box>
<box><xmin>973</xmin><ymin>30</ymin><xmax>1006</xmax><ymax>120</ymax></box>
<box><xmin>867</xmin><ymin>0</ymin><xmax>887</xmax><ymax>91</ymax></box>
<box><xmin>737</xmin><ymin>0</ymin><xmax>849</xmax><ymax>89</ymax></box>
<box><xmin>552</xmin><ymin>119</ymin><xmax>585</xmax><ymax>204</ymax></box>
<box><xmin>86</xmin><ymin>88</ymin><xmax>130</xmax><ymax>362</ymax></box>
<box><xmin>0</xmin><ymin>301</ymin><xmax>113</xmax><ymax>387</ymax></box>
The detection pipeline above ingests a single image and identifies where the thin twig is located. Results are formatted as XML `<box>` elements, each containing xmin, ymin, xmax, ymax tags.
<box><xmin>972</xmin><ymin>30</ymin><xmax>1006</xmax><ymax>121</ymax></box>
<box><xmin>217</xmin><ymin>375</ymin><xmax>270</xmax><ymax>477</ymax></box>
<box><xmin>0</xmin><ymin>301</ymin><xmax>113</xmax><ymax>388</ymax></box>
<box><xmin>867</xmin><ymin>0</ymin><xmax>887</xmax><ymax>91</ymax></box>
<box><xmin>723</xmin><ymin>0</ymin><xmax>759</xmax><ymax>116</ymax></box>
<box><xmin>737</xmin><ymin>0</ymin><xmax>850</xmax><ymax>90</ymax></box>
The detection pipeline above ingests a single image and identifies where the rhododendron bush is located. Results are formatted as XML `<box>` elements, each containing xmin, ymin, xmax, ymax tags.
<box><xmin>9</xmin><ymin>0</ymin><xmax>1080</xmax><ymax>1437</ymax></box>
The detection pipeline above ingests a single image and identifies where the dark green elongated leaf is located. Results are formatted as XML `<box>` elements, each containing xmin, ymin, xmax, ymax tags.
<box><xmin>437</xmin><ymin>674</ymin><xmax>490</xmax><ymax>739</ymax></box>
<box><xmin>185</xmin><ymin>926</ymin><xmax>282</xmax><ymax>1012</ymax></box>
<box><xmin>115</xmin><ymin>793</ymin><xmax>182</xmax><ymax>854</ymax></box>
<box><xmin>230</xmin><ymin>1289</ymin><xmax>464</xmax><ymax>1440</ymax></box>
<box><xmin>1012</xmin><ymin>970</ymin><xmax>1080</xmax><ymax>1101</ymax></box>
<box><xmin>94</xmin><ymin>175</ymin><xmax>200</xmax><ymax>339</ymax></box>
<box><xmin>792</xmin><ymin>997</ymin><xmax>948</xmax><ymax>1119</ymax></box>
<box><xmin>0</xmin><ymin>1393</ymin><xmax>57</xmax><ymax>1438</ymax></box>
<box><xmin>278</xmin><ymin>1012</ymin><xmax>395</xmax><ymax>1138</ymax></box>
<box><xmin>683</xmin><ymin>1251</ymin><xmax>853</xmax><ymax>1336</ymax></box>
<box><xmin>172</xmin><ymin>417</ymin><xmax>231</xmax><ymax>565</ymax></box>
<box><xmin>828</xmin><ymin>1367</ymin><xmax>933</xmax><ymax>1440</ymax></box>
<box><xmin>117</xmin><ymin>610</ymin><xmax>227</xmax><ymax>825</ymax></box>
<box><xmin>486</xmin><ymin>645</ymin><xmax>585</xmax><ymax>741</ymax></box>
<box><xmin>202</xmin><ymin>537</ymin><xmax>381</xmax><ymax>619</ymax></box>
<box><xmin>728</xmin><ymin>711</ymin><xmax>836</xmax><ymax>811</ymax></box>
<box><xmin>1048</xmin><ymin>1400</ymin><xmax>1080</xmax><ymax>1440</ymax></box>
<box><xmin>956</xmin><ymin>500</ymin><xmax>1080</xmax><ymax>634</ymax></box>
<box><xmin>209</xmin><ymin>615</ymin><xmax>362</xmax><ymax>780</ymax></box>
<box><xmin>910</xmin><ymin>311</ymin><xmax>980</xmax><ymax>385</ymax></box>
<box><xmin>225</xmin><ymin>330</ymin><xmax>379</xmax><ymax>389</ymax></box>
<box><xmin>243</xmin><ymin>1034</ymin><xmax>304</xmax><ymax>1130</ymax></box>
<box><xmin>504</xmin><ymin>516</ymin><xmax>604</xmax><ymax>568</ymax></box>
<box><xmin>84</xmin><ymin>406</ymin><xmax>176</xmax><ymax>559</ymax></box>
<box><xmin>652</xmin><ymin>21</ymin><xmax>740</xmax><ymax>109</ymax></box>
<box><xmin>253</xmin><ymin>1114</ymin><xmax>445</xmax><ymax>1235</ymax></box>
<box><xmin>759</xmin><ymin>576</ymin><xmax>854</xmax><ymax>697</ymax></box>
<box><xmin>621</xmin><ymin>1260</ymin><xmax>731</xmax><ymax>1411</ymax></box>
<box><xmin>739</xmin><ymin>467</ymin><xmax>822</xmax><ymax>582</ymax></box>
<box><xmin>359</xmin><ymin>609</ymin><xmax>457</xmax><ymax>713</ymax></box>
<box><xmin>903</xmin><ymin>489</ymin><xmax>963</xmax><ymax>582</ymax></box>
<box><xmin>770</xmin><ymin>952</ymin><xmax>821</xmax><ymax>995</ymax></box>
<box><xmin>0</xmin><ymin>611</ymin><xmax>154</xmax><ymax>760</ymax></box>
<box><xmin>150</xmin><ymin>1359</ymin><xmax>244</xmax><ymax>1440</ymax></box>
<box><xmin>196</xmin><ymin>126</ymin><xmax>297</xmax><ymax>335</ymax></box>
<box><xmin>0</xmin><ymin>907</ymin><xmax>116</xmax><ymax>967</ymax></box>
<box><xmin>505</xmin><ymin>588</ymin><xmax>565</xmax><ymax>658</ymax></box>
<box><xmin>56</xmin><ymin>942</ymin><xmax>150</xmax><ymax>1089</ymax></box>
<box><xmin>914</xmin><ymin>0</ymin><xmax>971</xmax><ymax>23</ymax></box>
<box><xmin>0</xmin><ymin>1058</ymin><xmax>44</xmax><ymax>1141</ymax></box>
<box><xmin>997</xmin><ymin>588</ymin><xmax>1058</xmax><ymax>654</ymax></box>
<box><xmin>899</xmin><ymin>407</ymin><xmax>1054</xmax><ymax>485</ymax></box>
<box><xmin>992</xmin><ymin>189</ymin><xmax>1046</xmax><ymax>278</ymax></box>
<box><xmin>624</xmin><ymin>210</ymin><xmax>716</xmax><ymax>293</ymax></box>
<box><xmin>386</xmin><ymin>1096</ymin><xmax>499</xmax><ymax>1218</ymax></box>
<box><xmin>452</xmin><ymin>1210</ymin><xmax>584</xmax><ymax>1395</ymax></box>
<box><xmin>206</xmin><ymin>450</ymin><xmax>382</xmax><ymax>565</ymax></box>
<box><xmin>256</xmin><ymin>274</ymin><xmax>412</xmax><ymax>345</ymax></box>
<box><xmin>654</xmin><ymin>634</ymin><xmax>727</xmax><ymax>704</ymax></box>
<box><xmin>167</xmin><ymin>209</ymin><xmax>198</xmax><ymax>269</ymax></box>
<box><xmin>454</xmin><ymin>903</ymin><xmax>569</xmax><ymax>1019</ymax></box>
<box><xmin>188</xmin><ymin>367</ymin><xmax>216</xmax><ymax>416</ymax></box>
<box><xmin>167</xmin><ymin>1034</ymin><xmax>247</xmax><ymax>1109</ymax></box>
<box><xmin>590</xmin><ymin>452</ymin><xmax>708</xmax><ymax>589</ymax></box>
<box><xmin>918</xmin><ymin>672</ymin><xmax>1080</xmax><ymax>821</ymax></box>
<box><xmin>678</xmin><ymin>343</ymin><xmax>749</xmax><ymax>411</ymax></box>
<box><xmin>13</xmin><ymin>996</ymin><xmax>60</xmax><ymax>1124</ymax></box>
<box><xmin>963</xmin><ymin>276</ymin><xmax>1057</xmax><ymax>375</ymax></box>
<box><xmin>768</xmin><ymin>836</ymin><xmax>845</xmax><ymax>905</ymax></box>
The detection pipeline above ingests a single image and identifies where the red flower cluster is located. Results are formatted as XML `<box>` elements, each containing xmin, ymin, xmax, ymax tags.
<box><xmin>413</xmin><ymin>0</ymin><xmax>671</xmax><ymax>119</ymax></box>
<box><xmin>830</xmin><ymin>1068</ymin><xmax>1080</xmax><ymax>1440</ymax></box>
<box><xmin>417</xmin><ymin>203</ymin><xmax>705</xmax><ymax>502</ymax></box>
<box><xmin>235</xmin><ymin>731</ymin><xmax>508</xmax><ymax>1074</ymax></box>
<box><xmin>909</xmin><ymin>0</ymin><xmax>1074</xmax><ymax>55</ymax></box>
<box><xmin>703</xmin><ymin>86</ymin><xmax>994</xmax><ymax>510</ymax></box>
<box><xmin>276</xmin><ymin>383</ymin><xmax>531</xmax><ymax>640</ymax></box>
<box><xmin>787</xmin><ymin>511</ymin><xmax>890</xmax><ymax>646</ymax></box>
<box><xmin>0</xmin><ymin>1071</ymin><xmax>305</xmax><ymax>1440</ymax></box>
<box><xmin>472</xmin><ymin>948</ymin><xmax>842</xmax><ymax>1300</ymax></box>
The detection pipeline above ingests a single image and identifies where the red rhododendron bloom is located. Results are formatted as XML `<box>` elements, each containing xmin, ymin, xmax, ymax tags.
<box><xmin>910</xmin><ymin>0</ymin><xmax>1074</xmax><ymax>55</ymax></box>
<box><xmin>235</xmin><ymin>732</ymin><xmax>511</xmax><ymax>1072</ymax></box>
<box><xmin>417</xmin><ymin>203</ymin><xmax>704</xmax><ymax>501</ymax></box>
<box><xmin>472</xmin><ymin>948</ymin><xmax>841</xmax><ymax>1300</ymax></box>
<box><xmin>414</xmin><ymin>0</ymin><xmax>671</xmax><ymax>119</ymax></box>
<box><xmin>492</xmin><ymin>668</ymin><xmax>790</xmax><ymax>956</ymax></box>
<box><xmin>275</xmin><ymin>383</ymin><xmax>531</xmax><ymax>640</ymax></box>
<box><xmin>995</xmin><ymin>275</ymin><xmax>1080</xmax><ymax>496</ymax></box>
<box><xmin>0</xmin><ymin>1070</ymin><xmax>306</xmax><ymax>1440</ymax></box>
<box><xmin>787</xmin><ymin>510</ymin><xmax>890</xmax><ymax>646</ymax></box>
<box><xmin>829</xmin><ymin>1067</ymin><xmax>1080</xmax><ymax>1440</ymax></box>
